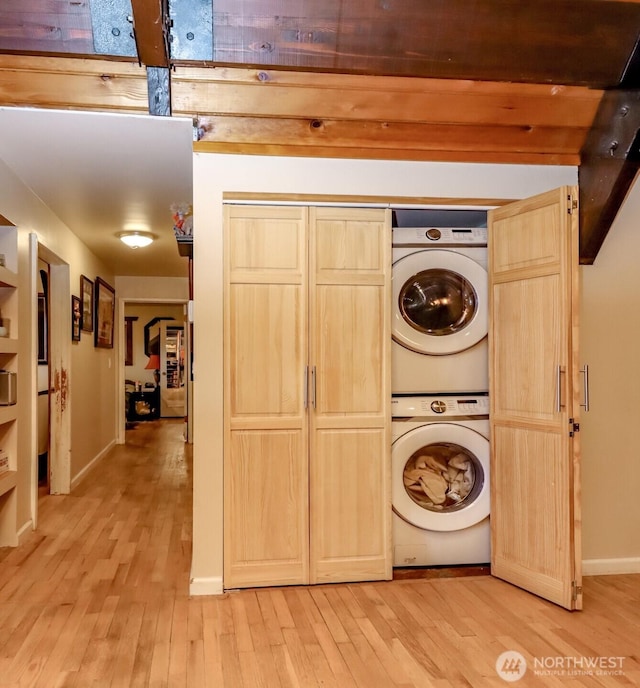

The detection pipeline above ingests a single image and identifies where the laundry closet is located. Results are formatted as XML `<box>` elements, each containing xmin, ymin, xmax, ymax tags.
<box><xmin>192</xmin><ymin>153</ymin><xmax>582</xmax><ymax>607</ymax></box>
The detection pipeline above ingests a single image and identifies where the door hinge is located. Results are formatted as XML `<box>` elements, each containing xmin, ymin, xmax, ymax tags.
<box><xmin>567</xmin><ymin>194</ymin><xmax>578</xmax><ymax>214</ymax></box>
<box><xmin>569</xmin><ymin>418</ymin><xmax>580</xmax><ymax>437</ymax></box>
<box><xmin>572</xmin><ymin>580</ymin><xmax>583</xmax><ymax>601</ymax></box>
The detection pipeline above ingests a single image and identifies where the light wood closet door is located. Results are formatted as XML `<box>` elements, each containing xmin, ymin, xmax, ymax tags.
<box><xmin>489</xmin><ymin>186</ymin><xmax>581</xmax><ymax>610</ymax></box>
<box><xmin>224</xmin><ymin>205</ymin><xmax>309</xmax><ymax>588</ymax></box>
<box><xmin>309</xmin><ymin>207</ymin><xmax>392</xmax><ymax>584</ymax></box>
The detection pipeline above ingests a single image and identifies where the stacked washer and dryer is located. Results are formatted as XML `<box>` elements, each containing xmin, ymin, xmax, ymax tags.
<box><xmin>391</xmin><ymin>209</ymin><xmax>491</xmax><ymax>568</ymax></box>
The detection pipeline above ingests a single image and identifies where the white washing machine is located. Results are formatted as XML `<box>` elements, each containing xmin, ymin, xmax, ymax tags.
<box><xmin>392</xmin><ymin>394</ymin><xmax>490</xmax><ymax>567</ymax></box>
<box><xmin>392</xmin><ymin>211</ymin><xmax>489</xmax><ymax>394</ymax></box>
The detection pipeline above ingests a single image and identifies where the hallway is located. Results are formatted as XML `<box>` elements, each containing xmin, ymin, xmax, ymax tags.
<box><xmin>0</xmin><ymin>421</ymin><xmax>639</xmax><ymax>687</ymax></box>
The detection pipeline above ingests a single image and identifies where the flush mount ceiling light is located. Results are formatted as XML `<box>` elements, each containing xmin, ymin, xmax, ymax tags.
<box><xmin>118</xmin><ymin>231</ymin><xmax>156</xmax><ymax>249</ymax></box>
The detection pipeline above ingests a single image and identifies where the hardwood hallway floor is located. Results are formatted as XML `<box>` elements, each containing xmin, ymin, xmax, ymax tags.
<box><xmin>0</xmin><ymin>420</ymin><xmax>639</xmax><ymax>687</ymax></box>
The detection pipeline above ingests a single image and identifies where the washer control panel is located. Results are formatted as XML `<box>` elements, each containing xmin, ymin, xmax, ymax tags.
<box><xmin>392</xmin><ymin>394</ymin><xmax>489</xmax><ymax>419</ymax></box>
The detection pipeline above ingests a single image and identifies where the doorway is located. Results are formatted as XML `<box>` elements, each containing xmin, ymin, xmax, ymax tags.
<box><xmin>119</xmin><ymin>300</ymin><xmax>190</xmax><ymax>442</ymax></box>
<box><xmin>36</xmin><ymin>260</ymin><xmax>50</xmax><ymax>495</ymax></box>
<box><xmin>31</xmin><ymin>236</ymin><xmax>71</xmax><ymax>529</ymax></box>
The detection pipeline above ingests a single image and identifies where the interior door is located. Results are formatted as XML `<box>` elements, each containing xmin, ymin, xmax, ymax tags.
<box><xmin>223</xmin><ymin>205</ymin><xmax>309</xmax><ymax>588</ymax></box>
<box><xmin>489</xmin><ymin>186</ymin><xmax>581</xmax><ymax>609</ymax></box>
<box><xmin>309</xmin><ymin>207</ymin><xmax>392</xmax><ymax>584</ymax></box>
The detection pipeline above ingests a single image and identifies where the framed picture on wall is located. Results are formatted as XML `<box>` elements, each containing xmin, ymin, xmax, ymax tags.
<box><xmin>94</xmin><ymin>277</ymin><xmax>115</xmax><ymax>349</ymax></box>
<box><xmin>71</xmin><ymin>295</ymin><xmax>81</xmax><ymax>342</ymax></box>
<box><xmin>80</xmin><ymin>275</ymin><xmax>94</xmax><ymax>332</ymax></box>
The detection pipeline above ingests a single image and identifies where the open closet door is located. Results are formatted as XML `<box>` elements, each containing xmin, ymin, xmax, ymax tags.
<box><xmin>489</xmin><ymin>186</ymin><xmax>582</xmax><ymax>610</ymax></box>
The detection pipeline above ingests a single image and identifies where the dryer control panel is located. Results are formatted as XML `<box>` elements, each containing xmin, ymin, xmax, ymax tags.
<box><xmin>393</xmin><ymin>226</ymin><xmax>487</xmax><ymax>247</ymax></box>
<box><xmin>392</xmin><ymin>394</ymin><xmax>489</xmax><ymax>419</ymax></box>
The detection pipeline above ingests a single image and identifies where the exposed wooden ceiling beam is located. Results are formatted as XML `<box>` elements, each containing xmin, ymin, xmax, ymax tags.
<box><xmin>202</xmin><ymin>0</ymin><xmax>640</xmax><ymax>88</ymax></box>
<box><xmin>129</xmin><ymin>0</ymin><xmax>169</xmax><ymax>67</ymax></box>
<box><xmin>179</xmin><ymin>66</ymin><xmax>599</xmax><ymax>164</ymax></box>
<box><xmin>0</xmin><ymin>56</ymin><xmax>149</xmax><ymax>113</ymax></box>
<box><xmin>579</xmin><ymin>34</ymin><xmax>640</xmax><ymax>264</ymax></box>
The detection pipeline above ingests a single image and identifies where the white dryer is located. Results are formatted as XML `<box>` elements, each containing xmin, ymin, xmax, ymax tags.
<box><xmin>392</xmin><ymin>394</ymin><xmax>490</xmax><ymax>567</ymax></box>
<box><xmin>392</xmin><ymin>219</ymin><xmax>488</xmax><ymax>394</ymax></box>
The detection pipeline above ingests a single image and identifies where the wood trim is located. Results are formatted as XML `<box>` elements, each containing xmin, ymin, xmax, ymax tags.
<box><xmin>195</xmin><ymin>115</ymin><xmax>586</xmax><ymax>157</ymax></box>
<box><xmin>195</xmin><ymin>141</ymin><xmax>580</xmax><ymax>166</ymax></box>
<box><xmin>221</xmin><ymin>192</ymin><xmax>515</xmax><ymax>207</ymax></box>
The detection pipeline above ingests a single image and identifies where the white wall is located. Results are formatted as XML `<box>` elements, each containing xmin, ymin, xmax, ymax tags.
<box><xmin>191</xmin><ymin>153</ymin><xmax>579</xmax><ymax>594</ymax></box>
<box><xmin>580</xmin><ymin>174</ymin><xmax>640</xmax><ymax>574</ymax></box>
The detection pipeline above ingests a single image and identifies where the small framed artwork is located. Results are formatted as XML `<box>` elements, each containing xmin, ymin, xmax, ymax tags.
<box><xmin>80</xmin><ymin>275</ymin><xmax>94</xmax><ymax>332</ymax></box>
<box><xmin>71</xmin><ymin>295</ymin><xmax>81</xmax><ymax>342</ymax></box>
<box><xmin>94</xmin><ymin>277</ymin><xmax>115</xmax><ymax>349</ymax></box>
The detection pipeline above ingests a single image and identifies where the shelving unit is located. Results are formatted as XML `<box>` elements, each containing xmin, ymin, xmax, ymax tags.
<box><xmin>0</xmin><ymin>225</ymin><xmax>18</xmax><ymax>547</ymax></box>
<box><xmin>165</xmin><ymin>329</ymin><xmax>181</xmax><ymax>389</ymax></box>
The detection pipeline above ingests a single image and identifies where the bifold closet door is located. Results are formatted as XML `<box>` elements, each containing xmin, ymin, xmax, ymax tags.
<box><xmin>224</xmin><ymin>205</ymin><xmax>309</xmax><ymax>589</ymax></box>
<box><xmin>309</xmin><ymin>207</ymin><xmax>392</xmax><ymax>584</ymax></box>
<box><xmin>489</xmin><ymin>186</ymin><xmax>582</xmax><ymax>610</ymax></box>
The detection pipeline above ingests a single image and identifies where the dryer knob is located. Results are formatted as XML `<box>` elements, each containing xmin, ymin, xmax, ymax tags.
<box><xmin>430</xmin><ymin>400</ymin><xmax>447</xmax><ymax>414</ymax></box>
<box><xmin>425</xmin><ymin>228</ymin><xmax>442</xmax><ymax>241</ymax></box>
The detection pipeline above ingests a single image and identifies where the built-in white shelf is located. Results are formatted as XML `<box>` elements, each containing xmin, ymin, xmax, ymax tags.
<box><xmin>0</xmin><ymin>265</ymin><xmax>17</xmax><ymax>289</ymax></box>
<box><xmin>0</xmin><ymin>338</ymin><xmax>18</xmax><ymax>355</ymax></box>
<box><xmin>0</xmin><ymin>470</ymin><xmax>17</xmax><ymax>498</ymax></box>
<box><xmin>0</xmin><ymin>405</ymin><xmax>17</xmax><ymax>426</ymax></box>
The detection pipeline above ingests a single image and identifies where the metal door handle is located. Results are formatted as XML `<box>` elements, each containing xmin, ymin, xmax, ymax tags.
<box><xmin>311</xmin><ymin>366</ymin><xmax>317</xmax><ymax>409</ymax></box>
<box><xmin>556</xmin><ymin>365</ymin><xmax>565</xmax><ymax>412</ymax></box>
<box><xmin>580</xmin><ymin>364</ymin><xmax>590</xmax><ymax>412</ymax></box>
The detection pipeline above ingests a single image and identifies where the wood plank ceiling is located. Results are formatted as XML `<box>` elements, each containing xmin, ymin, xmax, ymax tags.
<box><xmin>0</xmin><ymin>0</ymin><xmax>639</xmax><ymax>262</ymax></box>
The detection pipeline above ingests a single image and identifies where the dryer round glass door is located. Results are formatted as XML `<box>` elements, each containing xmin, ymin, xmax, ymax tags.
<box><xmin>392</xmin><ymin>422</ymin><xmax>490</xmax><ymax>531</ymax></box>
<box><xmin>392</xmin><ymin>249</ymin><xmax>488</xmax><ymax>355</ymax></box>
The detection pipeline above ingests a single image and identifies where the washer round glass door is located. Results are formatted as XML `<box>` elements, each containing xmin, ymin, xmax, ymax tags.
<box><xmin>392</xmin><ymin>422</ymin><xmax>489</xmax><ymax>531</ymax></box>
<box><xmin>392</xmin><ymin>249</ymin><xmax>488</xmax><ymax>355</ymax></box>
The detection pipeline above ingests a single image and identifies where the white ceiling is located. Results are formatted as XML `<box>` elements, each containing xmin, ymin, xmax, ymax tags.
<box><xmin>0</xmin><ymin>107</ymin><xmax>193</xmax><ymax>277</ymax></box>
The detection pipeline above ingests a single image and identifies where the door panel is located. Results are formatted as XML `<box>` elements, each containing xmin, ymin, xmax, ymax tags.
<box><xmin>224</xmin><ymin>205</ymin><xmax>309</xmax><ymax>588</ymax></box>
<box><xmin>492</xmin><ymin>274</ymin><xmax>562</xmax><ymax>424</ymax></box>
<box><xmin>230</xmin><ymin>283</ymin><xmax>304</xmax><ymax>418</ymax></box>
<box><xmin>311</xmin><ymin>428</ymin><xmax>389</xmax><ymax>584</ymax></box>
<box><xmin>489</xmin><ymin>186</ymin><xmax>581</xmax><ymax>610</ymax></box>
<box><xmin>226</xmin><ymin>430</ymin><xmax>308</xmax><ymax>587</ymax></box>
<box><xmin>309</xmin><ymin>207</ymin><xmax>392</xmax><ymax>584</ymax></box>
<box><xmin>314</xmin><ymin>285</ymin><xmax>384</xmax><ymax>415</ymax></box>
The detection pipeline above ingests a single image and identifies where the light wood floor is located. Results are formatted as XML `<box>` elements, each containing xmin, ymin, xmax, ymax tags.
<box><xmin>0</xmin><ymin>420</ymin><xmax>638</xmax><ymax>687</ymax></box>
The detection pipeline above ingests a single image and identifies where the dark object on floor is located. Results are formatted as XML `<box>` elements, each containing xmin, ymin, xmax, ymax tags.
<box><xmin>393</xmin><ymin>564</ymin><xmax>491</xmax><ymax>580</ymax></box>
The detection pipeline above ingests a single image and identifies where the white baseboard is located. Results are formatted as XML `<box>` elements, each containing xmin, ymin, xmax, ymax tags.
<box><xmin>189</xmin><ymin>575</ymin><xmax>224</xmax><ymax>596</ymax></box>
<box><xmin>71</xmin><ymin>440</ymin><xmax>116</xmax><ymax>490</ymax></box>
<box><xmin>17</xmin><ymin>519</ymin><xmax>33</xmax><ymax>545</ymax></box>
<box><xmin>582</xmin><ymin>557</ymin><xmax>640</xmax><ymax>575</ymax></box>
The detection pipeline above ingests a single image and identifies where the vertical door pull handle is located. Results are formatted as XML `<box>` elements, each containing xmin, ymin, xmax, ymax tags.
<box><xmin>580</xmin><ymin>364</ymin><xmax>590</xmax><ymax>412</ymax></box>
<box><xmin>303</xmin><ymin>366</ymin><xmax>309</xmax><ymax>410</ymax></box>
<box><xmin>556</xmin><ymin>365</ymin><xmax>565</xmax><ymax>413</ymax></box>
